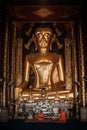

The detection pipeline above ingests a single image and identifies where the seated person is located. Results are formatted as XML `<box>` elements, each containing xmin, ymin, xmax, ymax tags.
<box><xmin>28</xmin><ymin>109</ymin><xmax>34</xmax><ymax>119</ymax></box>
<box><xmin>59</xmin><ymin>109</ymin><xmax>67</xmax><ymax>123</ymax></box>
<box><xmin>37</xmin><ymin>110</ymin><xmax>44</xmax><ymax>121</ymax></box>
<box><xmin>17</xmin><ymin>26</ymin><xmax>65</xmax><ymax>96</ymax></box>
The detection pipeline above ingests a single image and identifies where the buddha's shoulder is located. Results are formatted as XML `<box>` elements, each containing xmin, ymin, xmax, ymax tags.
<box><xmin>50</xmin><ymin>52</ymin><xmax>62</xmax><ymax>57</ymax></box>
<box><xmin>25</xmin><ymin>53</ymin><xmax>37</xmax><ymax>58</ymax></box>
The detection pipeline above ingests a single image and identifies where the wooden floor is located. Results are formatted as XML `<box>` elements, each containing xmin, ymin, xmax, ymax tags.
<box><xmin>0</xmin><ymin>119</ymin><xmax>87</xmax><ymax>130</ymax></box>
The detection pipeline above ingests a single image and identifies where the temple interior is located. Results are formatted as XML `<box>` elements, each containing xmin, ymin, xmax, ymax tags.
<box><xmin>0</xmin><ymin>0</ymin><xmax>87</xmax><ymax>123</ymax></box>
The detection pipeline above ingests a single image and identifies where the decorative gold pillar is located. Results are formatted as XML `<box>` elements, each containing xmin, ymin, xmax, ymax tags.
<box><xmin>79</xmin><ymin>22</ymin><xmax>86</xmax><ymax>107</ymax></box>
<box><xmin>3</xmin><ymin>22</ymin><xmax>9</xmax><ymax>107</ymax></box>
<box><xmin>15</xmin><ymin>37</ymin><xmax>23</xmax><ymax>114</ymax></box>
<box><xmin>10</xmin><ymin>22</ymin><xmax>17</xmax><ymax>116</ymax></box>
<box><xmin>15</xmin><ymin>37</ymin><xmax>23</xmax><ymax>101</ymax></box>
<box><xmin>65</xmin><ymin>37</ymin><xmax>72</xmax><ymax>90</ymax></box>
<box><xmin>71</xmin><ymin>22</ymin><xmax>78</xmax><ymax>87</ymax></box>
<box><xmin>15</xmin><ymin>38</ymin><xmax>23</xmax><ymax>88</ymax></box>
<box><xmin>6</xmin><ymin>26</ymin><xmax>10</xmax><ymax>108</ymax></box>
<box><xmin>0</xmin><ymin>89</ymin><xmax>3</xmax><ymax>106</ymax></box>
<box><xmin>11</xmin><ymin>22</ymin><xmax>17</xmax><ymax>100</ymax></box>
<box><xmin>71</xmin><ymin>22</ymin><xmax>79</xmax><ymax>118</ymax></box>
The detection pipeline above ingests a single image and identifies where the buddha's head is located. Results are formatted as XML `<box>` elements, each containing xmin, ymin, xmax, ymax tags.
<box><xmin>35</xmin><ymin>28</ymin><xmax>53</xmax><ymax>50</ymax></box>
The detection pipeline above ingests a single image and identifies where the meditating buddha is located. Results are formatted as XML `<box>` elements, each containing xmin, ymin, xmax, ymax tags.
<box><xmin>18</xmin><ymin>27</ymin><xmax>65</xmax><ymax>94</ymax></box>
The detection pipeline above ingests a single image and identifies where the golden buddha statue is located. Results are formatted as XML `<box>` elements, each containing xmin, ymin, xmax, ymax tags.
<box><xmin>18</xmin><ymin>27</ymin><xmax>65</xmax><ymax>96</ymax></box>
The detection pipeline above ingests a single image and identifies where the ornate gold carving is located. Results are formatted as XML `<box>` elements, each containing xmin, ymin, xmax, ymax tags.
<box><xmin>33</xmin><ymin>8</ymin><xmax>54</xmax><ymax>17</ymax></box>
<box><xmin>79</xmin><ymin>23</ymin><xmax>86</xmax><ymax>107</ymax></box>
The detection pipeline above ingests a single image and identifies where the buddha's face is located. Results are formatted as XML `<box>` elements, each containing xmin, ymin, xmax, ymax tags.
<box><xmin>35</xmin><ymin>28</ymin><xmax>52</xmax><ymax>48</ymax></box>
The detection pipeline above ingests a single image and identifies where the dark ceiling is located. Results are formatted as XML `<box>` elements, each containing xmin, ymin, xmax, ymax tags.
<box><xmin>10</xmin><ymin>5</ymin><xmax>81</xmax><ymax>21</ymax></box>
<box><xmin>3</xmin><ymin>0</ymin><xmax>82</xmax><ymax>22</ymax></box>
<box><xmin>1</xmin><ymin>0</ymin><xmax>82</xmax><ymax>6</ymax></box>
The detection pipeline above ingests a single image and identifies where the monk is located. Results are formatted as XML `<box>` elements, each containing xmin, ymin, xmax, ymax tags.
<box><xmin>37</xmin><ymin>110</ymin><xmax>44</xmax><ymax>121</ymax></box>
<box><xmin>59</xmin><ymin>109</ymin><xmax>67</xmax><ymax>123</ymax></box>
